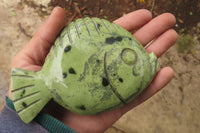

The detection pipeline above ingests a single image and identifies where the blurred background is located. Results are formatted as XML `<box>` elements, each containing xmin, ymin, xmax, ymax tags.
<box><xmin>0</xmin><ymin>0</ymin><xmax>199</xmax><ymax>132</ymax></box>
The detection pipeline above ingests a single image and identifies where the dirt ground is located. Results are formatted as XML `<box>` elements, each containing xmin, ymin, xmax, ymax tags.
<box><xmin>0</xmin><ymin>0</ymin><xmax>200</xmax><ymax>133</ymax></box>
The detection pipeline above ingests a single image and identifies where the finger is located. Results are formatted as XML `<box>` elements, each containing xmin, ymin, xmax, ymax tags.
<box><xmin>22</xmin><ymin>7</ymin><xmax>66</xmax><ymax>65</ymax></box>
<box><xmin>146</xmin><ymin>29</ymin><xmax>178</xmax><ymax>57</ymax></box>
<box><xmin>114</xmin><ymin>9</ymin><xmax>152</xmax><ymax>31</ymax></box>
<box><xmin>121</xmin><ymin>67</ymin><xmax>174</xmax><ymax>114</ymax></box>
<box><xmin>140</xmin><ymin>67</ymin><xmax>174</xmax><ymax>101</ymax></box>
<box><xmin>133</xmin><ymin>13</ymin><xmax>176</xmax><ymax>46</ymax></box>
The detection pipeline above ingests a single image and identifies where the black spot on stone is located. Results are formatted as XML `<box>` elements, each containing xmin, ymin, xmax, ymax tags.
<box><xmin>96</xmin><ymin>59</ymin><xmax>100</xmax><ymax>63</ymax></box>
<box><xmin>116</xmin><ymin>36</ymin><xmax>122</xmax><ymax>41</ymax></box>
<box><xmin>69</xmin><ymin>68</ymin><xmax>76</xmax><ymax>74</ymax></box>
<box><xmin>20</xmin><ymin>90</ymin><xmax>26</xmax><ymax>97</ymax></box>
<box><xmin>64</xmin><ymin>45</ymin><xmax>71</xmax><ymax>53</ymax></box>
<box><xmin>77</xmin><ymin>105</ymin><xmax>86</xmax><ymax>110</ymax></box>
<box><xmin>63</xmin><ymin>73</ymin><xmax>67</xmax><ymax>78</ymax></box>
<box><xmin>129</xmin><ymin>37</ymin><xmax>132</xmax><ymax>40</ymax></box>
<box><xmin>105</xmin><ymin>36</ymin><xmax>123</xmax><ymax>44</ymax></box>
<box><xmin>105</xmin><ymin>37</ymin><xmax>115</xmax><ymax>44</ymax></box>
<box><xmin>102</xmin><ymin>77</ymin><xmax>109</xmax><ymax>86</ymax></box>
<box><xmin>22</xmin><ymin>102</ymin><xmax>27</xmax><ymax>107</ymax></box>
<box><xmin>119</xmin><ymin>78</ymin><xmax>123</xmax><ymax>83</ymax></box>
<box><xmin>97</xmin><ymin>23</ymin><xmax>101</xmax><ymax>29</ymax></box>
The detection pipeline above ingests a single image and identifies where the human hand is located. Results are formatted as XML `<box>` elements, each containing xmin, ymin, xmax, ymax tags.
<box><xmin>9</xmin><ymin>7</ymin><xmax>177</xmax><ymax>133</ymax></box>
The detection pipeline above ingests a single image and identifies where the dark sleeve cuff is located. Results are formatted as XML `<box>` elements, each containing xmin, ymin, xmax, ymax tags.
<box><xmin>5</xmin><ymin>96</ymin><xmax>76</xmax><ymax>133</ymax></box>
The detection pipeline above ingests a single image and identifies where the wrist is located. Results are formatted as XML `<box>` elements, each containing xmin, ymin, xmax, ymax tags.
<box><xmin>5</xmin><ymin>96</ymin><xmax>76</xmax><ymax>133</ymax></box>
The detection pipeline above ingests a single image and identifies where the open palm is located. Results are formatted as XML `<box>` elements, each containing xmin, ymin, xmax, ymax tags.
<box><xmin>10</xmin><ymin>7</ymin><xmax>177</xmax><ymax>133</ymax></box>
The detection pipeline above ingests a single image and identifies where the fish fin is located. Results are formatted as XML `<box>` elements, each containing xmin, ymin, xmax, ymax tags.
<box><xmin>11</xmin><ymin>68</ymin><xmax>51</xmax><ymax>123</ymax></box>
<box><xmin>149</xmin><ymin>52</ymin><xmax>160</xmax><ymax>78</ymax></box>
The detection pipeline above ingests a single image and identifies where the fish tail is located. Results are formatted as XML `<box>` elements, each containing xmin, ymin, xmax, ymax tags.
<box><xmin>11</xmin><ymin>68</ymin><xmax>51</xmax><ymax>123</ymax></box>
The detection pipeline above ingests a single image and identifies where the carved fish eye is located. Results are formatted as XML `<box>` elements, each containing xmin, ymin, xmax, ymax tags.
<box><xmin>121</xmin><ymin>48</ymin><xmax>137</xmax><ymax>66</ymax></box>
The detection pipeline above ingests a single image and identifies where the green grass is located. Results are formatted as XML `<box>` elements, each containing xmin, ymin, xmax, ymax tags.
<box><xmin>175</xmin><ymin>34</ymin><xmax>196</xmax><ymax>53</ymax></box>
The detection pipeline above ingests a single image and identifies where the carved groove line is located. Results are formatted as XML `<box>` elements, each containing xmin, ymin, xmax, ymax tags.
<box><xmin>101</xmin><ymin>19</ymin><xmax>111</xmax><ymax>33</ymax></box>
<box><xmin>74</xmin><ymin>21</ymin><xmax>81</xmax><ymax>38</ymax></box>
<box><xmin>91</xmin><ymin>18</ymin><xmax>101</xmax><ymax>35</ymax></box>
<box><xmin>17</xmin><ymin>99</ymin><xmax>41</xmax><ymax>114</ymax></box>
<box><xmin>11</xmin><ymin>85</ymin><xmax>35</xmax><ymax>93</ymax></box>
<box><xmin>59</xmin><ymin>36</ymin><xmax>63</xmax><ymax>48</ymax></box>
<box><xmin>83</xmin><ymin>18</ymin><xmax>91</xmax><ymax>36</ymax></box>
<box><xmin>12</xmin><ymin>75</ymin><xmax>34</xmax><ymax>78</ymax></box>
<box><xmin>53</xmin><ymin>45</ymin><xmax>57</xmax><ymax>55</ymax></box>
<box><xmin>104</xmin><ymin>52</ymin><xmax>126</xmax><ymax>104</ymax></box>
<box><xmin>66</xmin><ymin>26</ymin><xmax>73</xmax><ymax>43</ymax></box>
<box><xmin>13</xmin><ymin>91</ymin><xmax>41</xmax><ymax>102</ymax></box>
<box><xmin>111</xmin><ymin>22</ymin><xmax>118</xmax><ymax>30</ymax></box>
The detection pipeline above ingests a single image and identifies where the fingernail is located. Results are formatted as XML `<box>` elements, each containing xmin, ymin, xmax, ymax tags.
<box><xmin>52</xmin><ymin>7</ymin><xmax>59</xmax><ymax>15</ymax></box>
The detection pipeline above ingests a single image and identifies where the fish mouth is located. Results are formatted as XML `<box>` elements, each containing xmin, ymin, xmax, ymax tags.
<box><xmin>104</xmin><ymin>52</ymin><xmax>126</xmax><ymax>104</ymax></box>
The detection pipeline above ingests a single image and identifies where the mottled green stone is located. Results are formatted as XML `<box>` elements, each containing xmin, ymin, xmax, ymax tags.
<box><xmin>11</xmin><ymin>17</ymin><xmax>159</xmax><ymax>123</ymax></box>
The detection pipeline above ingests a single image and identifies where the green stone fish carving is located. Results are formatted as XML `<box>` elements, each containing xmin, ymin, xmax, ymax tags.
<box><xmin>11</xmin><ymin>17</ymin><xmax>159</xmax><ymax>123</ymax></box>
